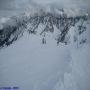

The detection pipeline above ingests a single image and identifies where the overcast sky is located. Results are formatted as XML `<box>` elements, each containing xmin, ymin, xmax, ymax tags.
<box><xmin>0</xmin><ymin>0</ymin><xmax>90</xmax><ymax>10</ymax></box>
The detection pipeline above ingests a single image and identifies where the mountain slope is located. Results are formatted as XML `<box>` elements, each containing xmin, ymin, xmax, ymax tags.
<box><xmin>0</xmin><ymin>8</ymin><xmax>90</xmax><ymax>90</ymax></box>
<box><xmin>0</xmin><ymin>8</ymin><xmax>89</xmax><ymax>48</ymax></box>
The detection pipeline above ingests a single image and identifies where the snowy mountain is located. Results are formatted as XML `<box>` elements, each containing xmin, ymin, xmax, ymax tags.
<box><xmin>0</xmin><ymin>7</ymin><xmax>90</xmax><ymax>90</ymax></box>
<box><xmin>0</xmin><ymin>8</ymin><xmax>89</xmax><ymax>48</ymax></box>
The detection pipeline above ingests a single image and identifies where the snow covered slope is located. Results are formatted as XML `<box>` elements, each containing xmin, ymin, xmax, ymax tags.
<box><xmin>0</xmin><ymin>7</ymin><xmax>90</xmax><ymax>90</ymax></box>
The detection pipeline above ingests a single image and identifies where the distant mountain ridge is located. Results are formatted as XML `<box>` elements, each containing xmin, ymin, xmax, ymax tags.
<box><xmin>0</xmin><ymin>8</ymin><xmax>89</xmax><ymax>49</ymax></box>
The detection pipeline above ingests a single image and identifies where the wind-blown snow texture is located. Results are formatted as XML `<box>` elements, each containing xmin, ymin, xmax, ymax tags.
<box><xmin>0</xmin><ymin>6</ymin><xmax>90</xmax><ymax>90</ymax></box>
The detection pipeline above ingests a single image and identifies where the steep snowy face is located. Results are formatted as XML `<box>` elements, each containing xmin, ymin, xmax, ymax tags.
<box><xmin>0</xmin><ymin>8</ymin><xmax>89</xmax><ymax>49</ymax></box>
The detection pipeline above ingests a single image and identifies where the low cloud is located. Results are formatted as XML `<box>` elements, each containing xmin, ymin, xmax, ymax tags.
<box><xmin>0</xmin><ymin>0</ymin><xmax>89</xmax><ymax>12</ymax></box>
